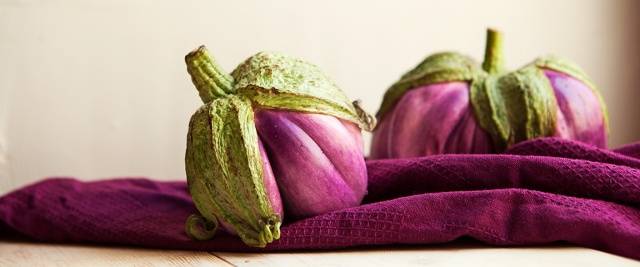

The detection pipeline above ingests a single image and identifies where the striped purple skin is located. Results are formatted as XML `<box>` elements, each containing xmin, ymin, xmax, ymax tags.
<box><xmin>254</xmin><ymin>110</ymin><xmax>367</xmax><ymax>219</ymax></box>
<box><xmin>545</xmin><ymin>69</ymin><xmax>607</xmax><ymax>148</ymax></box>
<box><xmin>370</xmin><ymin>82</ymin><xmax>493</xmax><ymax>159</ymax></box>
<box><xmin>371</xmin><ymin>71</ymin><xmax>606</xmax><ymax>159</ymax></box>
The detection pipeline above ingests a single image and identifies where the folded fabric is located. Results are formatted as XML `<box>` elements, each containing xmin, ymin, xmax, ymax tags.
<box><xmin>1</xmin><ymin>138</ymin><xmax>639</xmax><ymax>260</ymax></box>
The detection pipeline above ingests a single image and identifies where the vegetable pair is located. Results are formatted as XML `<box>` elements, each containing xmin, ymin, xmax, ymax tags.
<box><xmin>184</xmin><ymin>29</ymin><xmax>608</xmax><ymax>247</ymax></box>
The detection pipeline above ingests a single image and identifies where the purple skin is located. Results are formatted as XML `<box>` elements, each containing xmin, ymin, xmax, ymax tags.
<box><xmin>371</xmin><ymin>71</ymin><xmax>606</xmax><ymax>159</ymax></box>
<box><xmin>370</xmin><ymin>82</ymin><xmax>493</xmax><ymax>158</ymax></box>
<box><xmin>254</xmin><ymin>110</ymin><xmax>367</xmax><ymax>219</ymax></box>
<box><xmin>544</xmin><ymin>69</ymin><xmax>607</xmax><ymax>148</ymax></box>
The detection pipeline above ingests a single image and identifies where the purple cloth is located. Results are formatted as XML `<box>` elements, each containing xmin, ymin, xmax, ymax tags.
<box><xmin>1</xmin><ymin>138</ymin><xmax>640</xmax><ymax>259</ymax></box>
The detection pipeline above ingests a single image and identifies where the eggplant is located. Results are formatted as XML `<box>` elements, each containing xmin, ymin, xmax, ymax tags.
<box><xmin>371</xmin><ymin>29</ymin><xmax>607</xmax><ymax>158</ymax></box>
<box><xmin>184</xmin><ymin>47</ymin><xmax>375</xmax><ymax>247</ymax></box>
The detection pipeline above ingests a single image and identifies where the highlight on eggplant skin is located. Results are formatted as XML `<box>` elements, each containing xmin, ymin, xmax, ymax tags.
<box><xmin>371</xmin><ymin>29</ymin><xmax>607</xmax><ymax>159</ymax></box>
<box><xmin>184</xmin><ymin>47</ymin><xmax>372</xmax><ymax>247</ymax></box>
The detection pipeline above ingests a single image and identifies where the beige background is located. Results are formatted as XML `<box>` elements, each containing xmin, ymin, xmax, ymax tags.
<box><xmin>1</xmin><ymin>0</ymin><xmax>639</xmax><ymax>194</ymax></box>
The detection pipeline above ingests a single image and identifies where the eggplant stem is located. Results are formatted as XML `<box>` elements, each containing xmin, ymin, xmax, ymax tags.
<box><xmin>185</xmin><ymin>46</ymin><xmax>235</xmax><ymax>103</ymax></box>
<box><xmin>482</xmin><ymin>28</ymin><xmax>505</xmax><ymax>74</ymax></box>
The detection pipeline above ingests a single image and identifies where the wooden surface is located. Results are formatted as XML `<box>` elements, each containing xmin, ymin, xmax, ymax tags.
<box><xmin>1</xmin><ymin>239</ymin><xmax>639</xmax><ymax>267</ymax></box>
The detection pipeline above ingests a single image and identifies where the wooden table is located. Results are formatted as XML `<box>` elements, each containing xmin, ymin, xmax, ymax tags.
<box><xmin>1</xmin><ymin>238</ymin><xmax>638</xmax><ymax>267</ymax></box>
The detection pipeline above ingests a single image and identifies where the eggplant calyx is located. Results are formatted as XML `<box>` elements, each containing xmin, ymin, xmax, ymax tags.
<box><xmin>185</xmin><ymin>213</ymin><xmax>218</xmax><ymax>241</ymax></box>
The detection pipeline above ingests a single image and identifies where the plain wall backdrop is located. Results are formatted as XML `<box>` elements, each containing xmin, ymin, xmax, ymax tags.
<box><xmin>1</xmin><ymin>0</ymin><xmax>639</xmax><ymax>194</ymax></box>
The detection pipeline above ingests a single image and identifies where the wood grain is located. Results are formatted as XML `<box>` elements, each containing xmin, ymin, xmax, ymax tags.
<box><xmin>0</xmin><ymin>240</ymin><xmax>231</xmax><ymax>267</ymax></box>
<box><xmin>216</xmin><ymin>244</ymin><xmax>640</xmax><ymax>267</ymax></box>
<box><xmin>1</xmin><ymin>239</ymin><xmax>639</xmax><ymax>267</ymax></box>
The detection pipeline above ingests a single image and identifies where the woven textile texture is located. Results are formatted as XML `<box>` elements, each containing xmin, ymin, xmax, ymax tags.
<box><xmin>1</xmin><ymin>138</ymin><xmax>639</xmax><ymax>259</ymax></box>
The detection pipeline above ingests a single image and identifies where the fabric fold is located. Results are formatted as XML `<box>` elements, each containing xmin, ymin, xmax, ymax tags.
<box><xmin>1</xmin><ymin>138</ymin><xmax>639</xmax><ymax>260</ymax></box>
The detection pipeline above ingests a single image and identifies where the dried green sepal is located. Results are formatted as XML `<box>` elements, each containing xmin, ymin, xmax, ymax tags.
<box><xmin>376</xmin><ymin>52</ymin><xmax>484</xmax><ymax>119</ymax></box>
<box><xmin>231</xmin><ymin>51</ymin><xmax>374</xmax><ymax>130</ymax></box>
<box><xmin>470</xmin><ymin>66</ymin><xmax>557</xmax><ymax>150</ymax></box>
<box><xmin>237</xmin><ymin>86</ymin><xmax>376</xmax><ymax>131</ymax></box>
<box><xmin>534</xmin><ymin>56</ymin><xmax>596</xmax><ymax>90</ymax></box>
<box><xmin>185</xmin><ymin>214</ymin><xmax>218</xmax><ymax>241</ymax></box>
<box><xmin>353</xmin><ymin>100</ymin><xmax>377</xmax><ymax>131</ymax></box>
<box><xmin>185</xmin><ymin>95</ymin><xmax>280</xmax><ymax>247</ymax></box>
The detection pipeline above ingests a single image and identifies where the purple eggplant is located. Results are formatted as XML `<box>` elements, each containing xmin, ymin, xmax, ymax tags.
<box><xmin>371</xmin><ymin>29</ymin><xmax>608</xmax><ymax>158</ymax></box>
<box><xmin>184</xmin><ymin>47</ymin><xmax>375</xmax><ymax>247</ymax></box>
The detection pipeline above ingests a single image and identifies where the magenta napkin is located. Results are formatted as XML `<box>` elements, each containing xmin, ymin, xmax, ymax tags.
<box><xmin>1</xmin><ymin>138</ymin><xmax>639</xmax><ymax>259</ymax></box>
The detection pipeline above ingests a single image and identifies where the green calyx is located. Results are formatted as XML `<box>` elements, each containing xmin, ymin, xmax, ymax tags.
<box><xmin>377</xmin><ymin>28</ymin><xmax>606</xmax><ymax>151</ymax></box>
<box><xmin>469</xmin><ymin>65</ymin><xmax>557</xmax><ymax>150</ymax></box>
<box><xmin>232</xmin><ymin>51</ymin><xmax>376</xmax><ymax>131</ymax></box>
<box><xmin>184</xmin><ymin>47</ymin><xmax>374</xmax><ymax>247</ymax></box>
<box><xmin>376</xmin><ymin>52</ymin><xmax>483</xmax><ymax>118</ymax></box>
<box><xmin>185</xmin><ymin>214</ymin><xmax>218</xmax><ymax>241</ymax></box>
<box><xmin>186</xmin><ymin>95</ymin><xmax>281</xmax><ymax>247</ymax></box>
<box><xmin>185</xmin><ymin>48</ymin><xmax>376</xmax><ymax>131</ymax></box>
